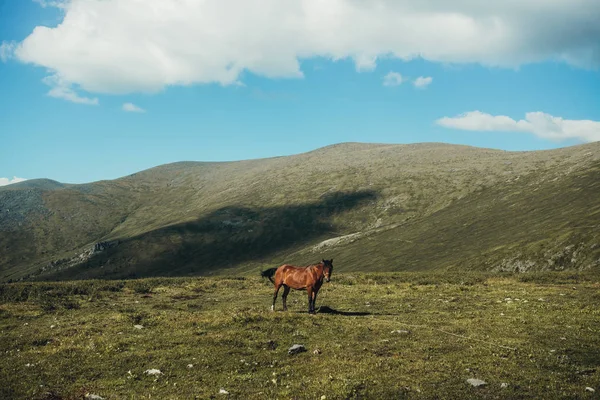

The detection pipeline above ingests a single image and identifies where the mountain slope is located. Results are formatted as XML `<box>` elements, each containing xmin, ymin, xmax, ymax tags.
<box><xmin>1</xmin><ymin>142</ymin><xmax>599</xmax><ymax>281</ymax></box>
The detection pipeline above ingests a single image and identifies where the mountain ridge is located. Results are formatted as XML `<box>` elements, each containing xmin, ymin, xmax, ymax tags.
<box><xmin>1</xmin><ymin>141</ymin><xmax>599</xmax><ymax>281</ymax></box>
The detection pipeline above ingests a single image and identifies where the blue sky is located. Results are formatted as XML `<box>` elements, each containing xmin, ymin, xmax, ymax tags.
<box><xmin>1</xmin><ymin>0</ymin><xmax>599</xmax><ymax>184</ymax></box>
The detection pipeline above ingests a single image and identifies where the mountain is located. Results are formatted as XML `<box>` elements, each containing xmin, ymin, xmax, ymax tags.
<box><xmin>1</xmin><ymin>142</ymin><xmax>599</xmax><ymax>281</ymax></box>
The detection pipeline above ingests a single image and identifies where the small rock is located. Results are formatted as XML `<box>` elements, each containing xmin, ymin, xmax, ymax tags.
<box><xmin>313</xmin><ymin>349</ymin><xmax>322</xmax><ymax>355</ymax></box>
<box><xmin>321</xmin><ymin>396</ymin><xmax>327</xmax><ymax>400</ymax></box>
<box><xmin>586</xmin><ymin>387</ymin><xmax>595</xmax><ymax>393</ymax></box>
<box><xmin>391</xmin><ymin>330</ymin><xmax>411</xmax><ymax>335</ymax></box>
<box><xmin>500</xmin><ymin>383</ymin><xmax>508</xmax><ymax>389</ymax></box>
<box><xmin>85</xmin><ymin>394</ymin><xmax>104</xmax><ymax>400</ymax></box>
<box><xmin>134</xmin><ymin>325</ymin><xmax>144</xmax><ymax>329</ymax></box>
<box><xmin>467</xmin><ymin>378</ymin><xmax>487</xmax><ymax>387</ymax></box>
<box><xmin>50</xmin><ymin>325</ymin><xmax>56</xmax><ymax>329</ymax></box>
<box><xmin>219</xmin><ymin>388</ymin><xmax>229</xmax><ymax>395</ymax></box>
<box><xmin>288</xmin><ymin>344</ymin><xmax>307</xmax><ymax>355</ymax></box>
<box><xmin>144</xmin><ymin>369</ymin><xmax>162</xmax><ymax>376</ymax></box>
<box><xmin>187</xmin><ymin>364</ymin><xmax>194</xmax><ymax>369</ymax></box>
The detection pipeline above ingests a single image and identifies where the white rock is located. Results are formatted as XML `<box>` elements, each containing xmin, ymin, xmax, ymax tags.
<box><xmin>85</xmin><ymin>394</ymin><xmax>105</xmax><ymax>400</ymax></box>
<box><xmin>391</xmin><ymin>330</ymin><xmax>411</xmax><ymax>334</ymax></box>
<box><xmin>500</xmin><ymin>383</ymin><xmax>508</xmax><ymax>389</ymax></box>
<box><xmin>288</xmin><ymin>344</ymin><xmax>307</xmax><ymax>354</ymax></box>
<box><xmin>187</xmin><ymin>364</ymin><xmax>194</xmax><ymax>369</ymax></box>
<box><xmin>586</xmin><ymin>387</ymin><xmax>595</xmax><ymax>392</ymax></box>
<box><xmin>467</xmin><ymin>378</ymin><xmax>487</xmax><ymax>387</ymax></box>
<box><xmin>219</xmin><ymin>388</ymin><xmax>229</xmax><ymax>395</ymax></box>
<box><xmin>134</xmin><ymin>325</ymin><xmax>144</xmax><ymax>329</ymax></box>
<box><xmin>144</xmin><ymin>369</ymin><xmax>162</xmax><ymax>376</ymax></box>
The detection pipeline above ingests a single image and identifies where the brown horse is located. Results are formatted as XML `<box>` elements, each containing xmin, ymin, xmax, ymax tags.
<box><xmin>261</xmin><ymin>259</ymin><xmax>333</xmax><ymax>314</ymax></box>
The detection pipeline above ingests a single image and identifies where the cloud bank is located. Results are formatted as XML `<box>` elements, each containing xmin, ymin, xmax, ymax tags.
<box><xmin>0</xmin><ymin>177</ymin><xmax>28</xmax><ymax>187</ymax></box>
<box><xmin>2</xmin><ymin>0</ymin><xmax>598</xmax><ymax>98</ymax></box>
<box><xmin>437</xmin><ymin>111</ymin><xmax>600</xmax><ymax>143</ymax></box>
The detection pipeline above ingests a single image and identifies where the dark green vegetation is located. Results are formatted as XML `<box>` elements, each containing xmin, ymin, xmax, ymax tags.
<box><xmin>1</xmin><ymin>142</ymin><xmax>600</xmax><ymax>281</ymax></box>
<box><xmin>1</xmin><ymin>273</ymin><xmax>599</xmax><ymax>399</ymax></box>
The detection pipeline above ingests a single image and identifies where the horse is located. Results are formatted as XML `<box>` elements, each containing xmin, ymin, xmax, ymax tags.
<box><xmin>261</xmin><ymin>259</ymin><xmax>333</xmax><ymax>314</ymax></box>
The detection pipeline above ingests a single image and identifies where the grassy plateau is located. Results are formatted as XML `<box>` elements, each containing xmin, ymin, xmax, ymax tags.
<box><xmin>1</xmin><ymin>272</ymin><xmax>599</xmax><ymax>399</ymax></box>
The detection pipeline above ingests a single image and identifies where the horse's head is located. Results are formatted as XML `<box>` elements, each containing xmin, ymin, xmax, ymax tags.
<box><xmin>322</xmin><ymin>259</ymin><xmax>333</xmax><ymax>282</ymax></box>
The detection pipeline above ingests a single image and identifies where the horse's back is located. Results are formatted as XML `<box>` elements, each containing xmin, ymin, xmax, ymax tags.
<box><xmin>276</xmin><ymin>264</ymin><xmax>316</xmax><ymax>289</ymax></box>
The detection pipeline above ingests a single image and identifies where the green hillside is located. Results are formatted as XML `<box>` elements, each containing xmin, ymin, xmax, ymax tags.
<box><xmin>1</xmin><ymin>142</ymin><xmax>599</xmax><ymax>281</ymax></box>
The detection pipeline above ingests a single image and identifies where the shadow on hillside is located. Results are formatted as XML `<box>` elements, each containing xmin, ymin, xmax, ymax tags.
<box><xmin>47</xmin><ymin>190</ymin><xmax>378</xmax><ymax>280</ymax></box>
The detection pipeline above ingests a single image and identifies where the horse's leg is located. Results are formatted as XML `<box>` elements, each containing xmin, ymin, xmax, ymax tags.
<box><xmin>282</xmin><ymin>285</ymin><xmax>290</xmax><ymax>311</ymax></box>
<box><xmin>272</xmin><ymin>284</ymin><xmax>282</xmax><ymax>311</ymax></box>
<box><xmin>312</xmin><ymin>288</ymin><xmax>319</xmax><ymax>313</ymax></box>
<box><xmin>307</xmin><ymin>287</ymin><xmax>314</xmax><ymax>314</ymax></box>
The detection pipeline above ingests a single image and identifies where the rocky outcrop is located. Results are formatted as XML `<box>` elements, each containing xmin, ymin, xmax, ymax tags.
<box><xmin>34</xmin><ymin>240</ymin><xmax>121</xmax><ymax>278</ymax></box>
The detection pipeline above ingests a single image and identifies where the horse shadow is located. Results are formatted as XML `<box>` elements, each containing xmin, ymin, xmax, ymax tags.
<box><xmin>316</xmin><ymin>305</ymin><xmax>372</xmax><ymax>316</ymax></box>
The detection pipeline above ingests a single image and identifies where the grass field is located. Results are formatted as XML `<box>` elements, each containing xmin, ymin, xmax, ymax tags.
<box><xmin>1</xmin><ymin>272</ymin><xmax>599</xmax><ymax>399</ymax></box>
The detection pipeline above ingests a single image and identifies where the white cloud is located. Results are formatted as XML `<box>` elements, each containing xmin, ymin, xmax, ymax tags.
<box><xmin>0</xmin><ymin>41</ymin><xmax>16</xmax><ymax>62</ymax></box>
<box><xmin>383</xmin><ymin>72</ymin><xmax>404</xmax><ymax>87</ymax></box>
<box><xmin>0</xmin><ymin>177</ymin><xmax>28</xmax><ymax>187</ymax></box>
<box><xmin>6</xmin><ymin>0</ymin><xmax>600</xmax><ymax>96</ymax></box>
<box><xmin>43</xmin><ymin>74</ymin><xmax>99</xmax><ymax>105</ymax></box>
<box><xmin>47</xmin><ymin>85</ymin><xmax>99</xmax><ymax>105</ymax></box>
<box><xmin>122</xmin><ymin>102</ymin><xmax>146</xmax><ymax>113</ymax></box>
<box><xmin>414</xmin><ymin>76</ymin><xmax>433</xmax><ymax>88</ymax></box>
<box><xmin>32</xmin><ymin>0</ymin><xmax>67</xmax><ymax>8</ymax></box>
<box><xmin>436</xmin><ymin>111</ymin><xmax>600</xmax><ymax>143</ymax></box>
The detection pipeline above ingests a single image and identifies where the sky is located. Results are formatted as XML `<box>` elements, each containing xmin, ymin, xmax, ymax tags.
<box><xmin>1</xmin><ymin>0</ymin><xmax>599</xmax><ymax>185</ymax></box>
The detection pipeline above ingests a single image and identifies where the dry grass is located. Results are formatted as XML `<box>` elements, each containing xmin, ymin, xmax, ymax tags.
<box><xmin>1</xmin><ymin>272</ymin><xmax>599</xmax><ymax>399</ymax></box>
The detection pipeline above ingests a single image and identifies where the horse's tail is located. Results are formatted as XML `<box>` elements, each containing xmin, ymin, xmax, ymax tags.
<box><xmin>260</xmin><ymin>267</ymin><xmax>278</xmax><ymax>284</ymax></box>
